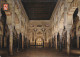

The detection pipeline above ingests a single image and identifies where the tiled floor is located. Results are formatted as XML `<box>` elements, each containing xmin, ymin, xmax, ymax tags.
<box><xmin>1</xmin><ymin>48</ymin><xmax>79</xmax><ymax>57</ymax></box>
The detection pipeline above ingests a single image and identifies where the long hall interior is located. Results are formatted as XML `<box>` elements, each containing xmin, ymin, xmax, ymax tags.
<box><xmin>0</xmin><ymin>0</ymin><xmax>80</xmax><ymax>57</ymax></box>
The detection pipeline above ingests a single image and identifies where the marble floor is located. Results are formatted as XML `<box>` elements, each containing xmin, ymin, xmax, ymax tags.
<box><xmin>0</xmin><ymin>48</ymin><xmax>80</xmax><ymax>57</ymax></box>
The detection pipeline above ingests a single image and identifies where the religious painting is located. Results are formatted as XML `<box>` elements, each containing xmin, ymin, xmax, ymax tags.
<box><xmin>3</xmin><ymin>3</ymin><xmax>9</xmax><ymax>11</ymax></box>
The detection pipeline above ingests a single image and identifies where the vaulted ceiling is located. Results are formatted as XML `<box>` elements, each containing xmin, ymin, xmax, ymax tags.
<box><xmin>22</xmin><ymin>0</ymin><xmax>58</xmax><ymax>20</ymax></box>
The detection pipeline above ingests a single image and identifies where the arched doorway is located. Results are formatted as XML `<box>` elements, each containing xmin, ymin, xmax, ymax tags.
<box><xmin>13</xmin><ymin>27</ymin><xmax>18</xmax><ymax>51</ymax></box>
<box><xmin>1</xmin><ymin>8</ymin><xmax>8</xmax><ymax>49</ymax></box>
<box><xmin>62</xmin><ymin>27</ymin><xmax>67</xmax><ymax>49</ymax></box>
<box><xmin>70</xmin><ymin>8</ymin><xmax>79</xmax><ymax>49</ymax></box>
<box><xmin>35</xmin><ymin>38</ymin><xmax>44</xmax><ymax>48</ymax></box>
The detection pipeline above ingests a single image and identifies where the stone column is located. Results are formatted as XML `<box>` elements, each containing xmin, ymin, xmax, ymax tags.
<box><xmin>59</xmin><ymin>30</ymin><xmax>63</xmax><ymax>51</ymax></box>
<box><xmin>50</xmin><ymin>39</ymin><xmax>52</xmax><ymax>48</ymax></box>
<box><xmin>77</xmin><ymin>36</ymin><xmax>79</xmax><ymax>48</ymax></box>
<box><xmin>67</xmin><ymin>28</ymin><xmax>71</xmax><ymax>55</ymax></box>
<box><xmin>4</xmin><ymin>37</ymin><xmax>7</xmax><ymax>48</ymax></box>
<box><xmin>33</xmin><ymin>31</ymin><xmax>35</xmax><ymax>42</ymax></box>
<box><xmin>8</xmin><ymin>25</ymin><xmax>13</xmax><ymax>55</ymax></box>
<box><xmin>77</xmin><ymin>1</ymin><xmax>80</xmax><ymax>48</ymax></box>
<box><xmin>55</xmin><ymin>33</ymin><xmax>58</xmax><ymax>50</ymax></box>
<box><xmin>17</xmin><ymin>32</ymin><xmax>20</xmax><ymax>52</ymax></box>
<box><xmin>34</xmin><ymin>29</ymin><xmax>37</xmax><ymax>46</ymax></box>
<box><xmin>52</xmin><ymin>35</ymin><xmax>54</xmax><ymax>48</ymax></box>
<box><xmin>25</xmin><ymin>36</ymin><xmax>27</xmax><ymax>48</ymax></box>
<box><xmin>26</xmin><ymin>36</ymin><xmax>29</xmax><ymax>48</ymax></box>
<box><xmin>22</xmin><ymin>33</ymin><xmax>24</xmax><ymax>49</ymax></box>
<box><xmin>0</xmin><ymin>36</ymin><xmax>2</xmax><ymax>48</ymax></box>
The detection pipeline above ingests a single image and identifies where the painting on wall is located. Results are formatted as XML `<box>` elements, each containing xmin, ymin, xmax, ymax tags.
<box><xmin>3</xmin><ymin>3</ymin><xmax>9</xmax><ymax>11</ymax></box>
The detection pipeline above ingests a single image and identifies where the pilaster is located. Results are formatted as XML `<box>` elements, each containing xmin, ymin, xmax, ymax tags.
<box><xmin>22</xmin><ymin>33</ymin><xmax>24</xmax><ymax>49</ymax></box>
<box><xmin>55</xmin><ymin>33</ymin><xmax>58</xmax><ymax>50</ymax></box>
<box><xmin>66</xmin><ymin>27</ymin><xmax>71</xmax><ymax>55</ymax></box>
<box><xmin>8</xmin><ymin>25</ymin><xmax>13</xmax><ymax>55</ymax></box>
<box><xmin>17</xmin><ymin>31</ymin><xmax>20</xmax><ymax>52</ymax></box>
<box><xmin>77</xmin><ymin>36</ymin><xmax>79</xmax><ymax>48</ymax></box>
<box><xmin>4</xmin><ymin>37</ymin><xmax>7</xmax><ymax>48</ymax></box>
<box><xmin>59</xmin><ymin>29</ymin><xmax>63</xmax><ymax>51</ymax></box>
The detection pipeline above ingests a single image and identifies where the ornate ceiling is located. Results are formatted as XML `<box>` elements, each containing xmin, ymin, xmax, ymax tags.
<box><xmin>21</xmin><ymin>0</ymin><xmax>57</xmax><ymax>20</ymax></box>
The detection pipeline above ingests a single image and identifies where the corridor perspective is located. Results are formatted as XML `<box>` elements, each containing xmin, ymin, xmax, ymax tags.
<box><xmin>0</xmin><ymin>0</ymin><xmax>80</xmax><ymax>57</ymax></box>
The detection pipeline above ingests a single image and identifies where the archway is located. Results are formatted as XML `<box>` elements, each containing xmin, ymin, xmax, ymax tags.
<box><xmin>13</xmin><ymin>27</ymin><xmax>18</xmax><ymax>51</ymax></box>
<box><xmin>70</xmin><ymin>8</ymin><xmax>79</xmax><ymax>49</ymax></box>
<box><xmin>35</xmin><ymin>38</ymin><xmax>44</xmax><ymax>48</ymax></box>
<box><xmin>62</xmin><ymin>27</ymin><xmax>67</xmax><ymax>49</ymax></box>
<box><xmin>1</xmin><ymin>8</ymin><xmax>9</xmax><ymax>49</ymax></box>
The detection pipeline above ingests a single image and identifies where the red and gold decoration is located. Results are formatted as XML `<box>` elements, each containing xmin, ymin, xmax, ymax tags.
<box><xmin>3</xmin><ymin>3</ymin><xmax>9</xmax><ymax>11</ymax></box>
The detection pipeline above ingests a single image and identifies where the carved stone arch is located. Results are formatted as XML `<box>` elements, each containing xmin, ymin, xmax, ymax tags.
<box><xmin>36</xmin><ymin>29</ymin><xmax>43</xmax><ymax>34</ymax></box>
<box><xmin>35</xmin><ymin>37</ymin><xmax>44</xmax><ymax>47</ymax></box>
<box><xmin>67</xmin><ymin>0</ymin><xmax>73</xmax><ymax>3</ymax></box>
<box><xmin>15</xmin><ymin>2</ymin><xmax>19</xmax><ymax>15</ymax></box>
<box><xmin>28</xmin><ymin>30</ymin><xmax>33</xmax><ymax>40</ymax></box>
<box><xmin>36</xmin><ymin>37</ymin><xmax>44</xmax><ymax>41</ymax></box>
<box><xmin>61</xmin><ymin>4</ymin><xmax>64</xmax><ymax>15</ymax></box>
<box><xmin>67</xmin><ymin>0</ymin><xmax>78</xmax><ymax>26</ymax></box>
<box><xmin>5</xmin><ymin>11</ymin><xmax>12</xmax><ymax>25</ymax></box>
<box><xmin>14</xmin><ymin>13</ymin><xmax>19</xmax><ymax>24</ymax></box>
<box><xmin>59</xmin><ymin>17</ymin><xmax>64</xmax><ymax>31</ymax></box>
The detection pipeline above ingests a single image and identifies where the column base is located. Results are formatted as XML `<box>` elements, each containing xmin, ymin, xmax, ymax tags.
<box><xmin>17</xmin><ymin>48</ymin><xmax>19</xmax><ymax>52</ymax></box>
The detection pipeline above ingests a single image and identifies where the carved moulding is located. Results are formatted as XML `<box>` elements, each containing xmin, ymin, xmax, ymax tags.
<box><xmin>67</xmin><ymin>0</ymin><xmax>73</xmax><ymax>3</ymax></box>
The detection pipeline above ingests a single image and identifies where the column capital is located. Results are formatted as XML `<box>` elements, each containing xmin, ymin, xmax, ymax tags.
<box><xmin>8</xmin><ymin>25</ymin><xmax>13</xmax><ymax>30</ymax></box>
<box><xmin>66</xmin><ymin>25</ymin><xmax>72</xmax><ymax>30</ymax></box>
<box><xmin>52</xmin><ymin>35</ymin><xmax>54</xmax><ymax>38</ymax></box>
<box><xmin>25</xmin><ymin>36</ymin><xmax>27</xmax><ymax>38</ymax></box>
<box><xmin>17</xmin><ymin>30</ymin><xmax>20</xmax><ymax>35</ymax></box>
<box><xmin>59</xmin><ymin>29</ymin><xmax>63</xmax><ymax>35</ymax></box>
<box><xmin>55</xmin><ymin>33</ymin><xmax>58</xmax><ymax>36</ymax></box>
<box><xmin>64</xmin><ymin>7</ymin><xmax>67</xmax><ymax>11</ymax></box>
<box><xmin>22</xmin><ymin>32</ymin><xmax>24</xmax><ymax>36</ymax></box>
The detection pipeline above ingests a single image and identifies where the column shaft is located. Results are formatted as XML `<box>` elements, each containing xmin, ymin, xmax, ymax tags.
<box><xmin>67</xmin><ymin>30</ymin><xmax>70</xmax><ymax>55</ymax></box>
<box><xmin>1</xmin><ymin>36</ymin><xmax>2</xmax><ymax>48</ymax></box>
<box><xmin>17</xmin><ymin>34</ymin><xmax>19</xmax><ymax>52</ymax></box>
<box><xmin>9</xmin><ymin>28</ymin><xmax>13</xmax><ymax>55</ymax></box>
<box><xmin>22</xmin><ymin>33</ymin><xmax>24</xmax><ymax>49</ymax></box>
<box><xmin>4</xmin><ymin>37</ymin><xmax>7</xmax><ymax>48</ymax></box>
<box><xmin>59</xmin><ymin>33</ymin><xmax>62</xmax><ymax>51</ymax></box>
<box><xmin>77</xmin><ymin>36</ymin><xmax>79</xmax><ymax>48</ymax></box>
<box><xmin>55</xmin><ymin>34</ymin><xmax>57</xmax><ymax>50</ymax></box>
